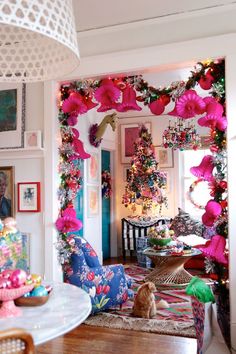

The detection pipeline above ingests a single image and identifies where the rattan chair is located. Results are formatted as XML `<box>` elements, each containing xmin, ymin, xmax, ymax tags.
<box><xmin>0</xmin><ymin>328</ymin><xmax>34</xmax><ymax>354</ymax></box>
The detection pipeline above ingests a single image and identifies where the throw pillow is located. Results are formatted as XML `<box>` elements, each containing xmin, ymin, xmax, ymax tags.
<box><xmin>170</xmin><ymin>208</ymin><xmax>203</xmax><ymax>237</ymax></box>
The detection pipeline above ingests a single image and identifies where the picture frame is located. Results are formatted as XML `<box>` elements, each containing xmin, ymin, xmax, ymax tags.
<box><xmin>0</xmin><ymin>166</ymin><xmax>15</xmax><ymax>219</ymax></box>
<box><xmin>120</xmin><ymin>122</ymin><xmax>151</xmax><ymax>163</ymax></box>
<box><xmin>123</xmin><ymin>166</ymin><xmax>130</xmax><ymax>181</ymax></box>
<box><xmin>24</xmin><ymin>130</ymin><xmax>42</xmax><ymax>149</ymax></box>
<box><xmin>17</xmin><ymin>182</ymin><xmax>41</xmax><ymax>212</ymax></box>
<box><xmin>0</xmin><ymin>83</ymin><xmax>26</xmax><ymax>149</ymax></box>
<box><xmin>154</xmin><ymin>146</ymin><xmax>174</xmax><ymax>168</ymax></box>
<box><xmin>87</xmin><ymin>153</ymin><xmax>99</xmax><ymax>184</ymax></box>
<box><xmin>87</xmin><ymin>185</ymin><xmax>99</xmax><ymax>217</ymax></box>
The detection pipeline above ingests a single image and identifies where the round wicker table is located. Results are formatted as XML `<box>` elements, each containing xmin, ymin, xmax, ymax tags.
<box><xmin>143</xmin><ymin>247</ymin><xmax>202</xmax><ymax>288</ymax></box>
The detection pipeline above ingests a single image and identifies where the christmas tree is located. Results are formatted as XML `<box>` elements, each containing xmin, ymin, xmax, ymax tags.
<box><xmin>122</xmin><ymin>125</ymin><xmax>167</xmax><ymax>214</ymax></box>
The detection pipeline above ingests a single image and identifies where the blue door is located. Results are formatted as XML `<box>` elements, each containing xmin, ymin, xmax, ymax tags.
<box><xmin>74</xmin><ymin>160</ymin><xmax>84</xmax><ymax>237</ymax></box>
<box><xmin>102</xmin><ymin>150</ymin><xmax>111</xmax><ymax>259</ymax></box>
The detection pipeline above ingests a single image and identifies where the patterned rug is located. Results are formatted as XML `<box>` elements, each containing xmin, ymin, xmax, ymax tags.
<box><xmin>84</xmin><ymin>264</ymin><xmax>196</xmax><ymax>338</ymax></box>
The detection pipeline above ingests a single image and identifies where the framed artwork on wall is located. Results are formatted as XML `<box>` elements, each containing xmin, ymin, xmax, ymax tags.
<box><xmin>87</xmin><ymin>153</ymin><xmax>99</xmax><ymax>183</ymax></box>
<box><xmin>155</xmin><ymin>146</ymin><xmax>174</xmax><ymax>168</ymax></box>
<box><xmin>0</xmin><ymin>83</ymin><xmax>26</xmax><ymax>149</ymax></box>
<box><xmin>120</xmin><ymin>122</ymin><xmax>151</xmax><ymax>163</ymax></box>
<box><xmin>87</xmin><ymin>185</ymin><xmax>99</xmax><ymax>217</ymax></box>
<box><xmin>17</xmin><ymin>182</ymin><xmax>41</xmax><ymax>212</ymax></box>
<box><xmin>0</xmin><ymin>166</ymin><xmax>15</xmax><ymax>219</ymax></box>
<box><xmin>24</xmin><ymin>131</ymin><xmax>42</xmax><ymax>149</ymax></box>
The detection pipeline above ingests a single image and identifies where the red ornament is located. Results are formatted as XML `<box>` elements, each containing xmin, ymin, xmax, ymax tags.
<box><xmin>220</xmin><ymin>200</ymin><xmax>227</xmax><ymax>209</ymax></box>
<box><xmin>199</xmin><ymin>69</ymin><xmax>214</xmax><ymax>90</ymax></box>
<box><xmin>219</xmin><ymin>181</ymin><xmax>227</xmax><ymax>190</ymax></box>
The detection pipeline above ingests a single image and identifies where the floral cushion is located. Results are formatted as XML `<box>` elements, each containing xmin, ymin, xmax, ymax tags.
<box><xmin>75</xmin><ymin>238</ymin><xmax>100</xmax><ymax>268</ymax></box>
<box><xmin>170</xmin><ymin>208</ymin><xmax>203</xmax><ymax>237</ymax></box>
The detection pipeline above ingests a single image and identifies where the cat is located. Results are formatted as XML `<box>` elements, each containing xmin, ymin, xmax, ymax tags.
<box><xmin>132</xmin><ymin>281</ymin><xmax>169</xmax><ymax>319</ymax></box>
<box><xmin>132</xmin><ymin>282</ymin><xmax>156</xmax><ymax>319</ymax></box>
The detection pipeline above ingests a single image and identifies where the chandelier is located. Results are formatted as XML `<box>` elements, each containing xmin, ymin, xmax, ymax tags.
<box><xmin>162</xmin><ymin>118</ymin><xmax>201</xmax><ymax>150</ymax></box>
<box><xmin>0</xmin><ymin>0</ymin><xmax>80</xmax><ymax>82</ymax></box>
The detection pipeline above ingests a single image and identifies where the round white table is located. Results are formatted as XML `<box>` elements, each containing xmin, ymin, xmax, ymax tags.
<box><xmin>0</xmin><ymin>282</ymin><xmax>91</xmax><ymax>345</ymax></box>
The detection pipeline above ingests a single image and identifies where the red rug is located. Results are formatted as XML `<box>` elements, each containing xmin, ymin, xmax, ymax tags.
<box><xmin>85</xmin><ymin>264</ymin><xmax>196</xmax><ymax>338</ymax></box>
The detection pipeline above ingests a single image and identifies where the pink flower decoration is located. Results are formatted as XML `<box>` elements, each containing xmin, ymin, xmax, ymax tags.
<box><xmin>149</xmin><ymin>98</ymin><xmax>165</xmax><ymax>115</ymax></box>
<box><xmin>62</xmin><ymin>92</ymin><xmax>88</xmax><ymax>116</ymax></box>
<box><xmin>198</xmin><ymin>114</ymin><xmax>227</xmax><ymax>132</ymax></box>
<box><xmin>94</xmin><ymin>79</ymin><xmax>121</xmax><ymax>112</ymax></box>
<box><xmin>199</xmin><ymin>69</ymin><xmax>214</xmax><ymax>90</ymax></box>
<box><xmin>202</xmin><ymin>200</ymin><xmax>222</xmax><ymax>227</ymax></box>
<box><xmin>198</xmin><ymin>235</ymin><xmax>228</xmax><ymax>265</ymax></box>
<box><xmin>116</xmin><ymin>85</ymin><xmax>142</xmax><ymax>112</ymax></box>
<box><xmin>55</xmin><ymin>207</ymin><xmax>83</xmax><ymax>233</ymax></box>
<box><xmin>190</xmin><ymin>155</ymin><xmax>214</xmax><ymax>181</ymax></box>
<box><xmin>173</xmin><ymin>90</ymin><xmax>206</xmax><ymax>118</ymax></box>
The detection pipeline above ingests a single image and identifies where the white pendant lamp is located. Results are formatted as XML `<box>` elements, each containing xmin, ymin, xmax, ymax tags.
<box><xmin>0</xmin><ymin>0</ymin><xmax>80</xmax><ymax>82</ymax></box>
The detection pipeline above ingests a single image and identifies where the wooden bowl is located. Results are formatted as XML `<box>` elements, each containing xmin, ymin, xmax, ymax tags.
<box><xmin>15</xmin><ymin>291</ymin><xmax>51</xmax><ymax>307</ymax></box>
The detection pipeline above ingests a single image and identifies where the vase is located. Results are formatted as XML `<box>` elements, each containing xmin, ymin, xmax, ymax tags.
<box><xmin>0</xmin><ymin>284</ymin><xmax>34</xmax><ymax>317</ymax></box>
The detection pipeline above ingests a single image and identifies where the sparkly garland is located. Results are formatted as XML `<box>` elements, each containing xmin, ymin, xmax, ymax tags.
<box><xmin>57</xmin><ymin>59</ymin><xmax>227</xmax><ymax>283</ymax></box>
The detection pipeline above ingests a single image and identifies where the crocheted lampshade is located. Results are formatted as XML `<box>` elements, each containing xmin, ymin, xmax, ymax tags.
<box><xmin>0</xmin><ymin>0</ymin><xmax>79</xmax><ymax>82</ymax></box>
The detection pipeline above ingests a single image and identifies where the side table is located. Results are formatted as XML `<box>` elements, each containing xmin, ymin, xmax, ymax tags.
<box><xmin>143</xmin><ymin>248</ymin><xmax>202</xmax><ymax>288</ymax></box>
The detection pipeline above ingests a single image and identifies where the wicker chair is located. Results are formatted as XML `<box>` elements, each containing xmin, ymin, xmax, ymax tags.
<box><xmin>0</xmin><ymin>328</ymin><xmax>34</xmax><ymax>354</ymax></box>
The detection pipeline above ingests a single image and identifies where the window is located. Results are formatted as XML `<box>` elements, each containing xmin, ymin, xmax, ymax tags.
<box><xmin>180</xmin><ymin>148</ymin><xmax>210</xmax><ymax>220</ymax></box>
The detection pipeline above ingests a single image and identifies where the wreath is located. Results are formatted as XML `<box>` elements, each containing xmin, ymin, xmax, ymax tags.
<box><xmin>102</xmin><ymin>170</ymin><xmax>112</xmax><ymax>199</ymax></box>
<box><xmin>187</xmin><ymin>178</ymin><xmax>206</xmax><ymax>209</ymax></box>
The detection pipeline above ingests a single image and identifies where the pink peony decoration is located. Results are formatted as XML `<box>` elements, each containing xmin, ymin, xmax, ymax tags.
<box><xmin>198</xmin><ymin>235</ymin><xmax>228</xmax><ymax>265</ymax></box>
<box><xmin>175</xmin><ymin>90</ymin><xmax>206</xmax><ymax>118</ymax></box>
<box><xmin>55</xmin><ymin>207</ymin><xmax>83</xmax><ymax>233</ymax></box>
<box><xmin>116</xmin><ymin>85</ymin><xmax>142</xmax><ymax>112</ymax></box>
<box><xmin>190</xmin><ymin>155</ymin><xmax>214</xmax><ymax>181</ymax></box>
<box><xmin>149</xmin><ymin>98</ymin><xmax>165</xmax><ymax>115</ymax></box>
<box><xmin>199</xmin><ymin>69</ymin><xmax>214</xmax><ymax>90</ymax></box>
<box><xmin>62</xmin><ymin>92</ymin><xmax>88</xmax><ymax>118</ymax></box>
<box><xmin>70</xmin><ymin>128</ymin><xmax>91</xmax><ymax>160</ymax></box>
<box><xmin>202</xmin><ymin>200</ymin><xmax>222</xmax><ymax>227</ymax></box>
<box><xmin>94</xmin><ymin>79</ymin><xmax>121</xmax><ymax>112</ymax></box>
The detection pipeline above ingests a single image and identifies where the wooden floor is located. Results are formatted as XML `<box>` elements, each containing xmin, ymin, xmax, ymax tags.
<box><xmin>36</xmin><ymin>257</ymin><xmax>197</xmax><ymax>354</ymax></box>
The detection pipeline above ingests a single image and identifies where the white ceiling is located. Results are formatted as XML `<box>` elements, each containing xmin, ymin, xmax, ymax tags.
<box><xmin>73</xmin><ymin>0</ymin><xmax>236</xmax><ymax>32</ymax></box>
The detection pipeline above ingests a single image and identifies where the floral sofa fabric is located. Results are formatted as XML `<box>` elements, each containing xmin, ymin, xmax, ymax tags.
<box><xmin>65</xmin><ymin>237</ymin><xmax>133</xmax><ymax>314</ymax></box>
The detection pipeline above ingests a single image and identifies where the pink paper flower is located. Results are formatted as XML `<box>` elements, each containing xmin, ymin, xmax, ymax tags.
<box><xmin>55</xmin><ymin>207</ymin><xmax>83</xmax><ymax>233</ymax></box>
<box><xmin>190</xmin><ymin>155</ymin><xmax>214</xmax><ymax>181</ymax></box>
<box><xmin>198</xmin><ymin>114</ymin><xmax>227</xmax><ymax>132</ymax></box>
<box><xmin>94</xmin><ymin>79</ymin><xmax>121</xmax><ymax>112</ymax></box>
<box><xmin>198</xmin><ymin>235</ymin><xmax>228</xmax><ymax>265</ymax></box>
<box><xmin>204</xmin><ymin>97</ymin><xmax>223</xmax><ymax>116</ymax></box>
<box><xmin>116</xmin><ymin>85</ymin><xmax>142</xmax><ymax>112</ymax></box>
<box><xmin>202</xmin><ymin>200</ymin><xmax>222</xmax><ymax>227</ymax></box>
<box><xmin>171</xmin><ymin>90</ymin><xmax>206</xmax><ymax>118</ymax></box>
<box><xmin>62</xmin><ymin>92</ymin><xmax>88</xmax><ymax>116</ymax></box>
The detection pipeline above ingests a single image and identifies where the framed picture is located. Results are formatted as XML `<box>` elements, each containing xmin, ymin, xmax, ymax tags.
<box><xmin>87</xmin><ymin>153</ymin><xmax>99</xmax><ymax>183</ymax></box>
<box><xmin>17</xmin><ymin>182</ymin><xmax>41</xmax><ymax>212</ymax></box>
<box><xmin>0</xmin><ymin>83</ymin><xmax>26</xmax><ymax>149</ymax></box>
<box><xmin>120</xmin><ymin>122</ymin><xmax>151</xmax><ymax>163</ymax></box>
<box><xmin>87</xmin><ymin>185</ymin><xmax>99</xmax><ymax>217</ymax></box>
<box><xmin>161</xmin><ymin>170</ymin><xmax>172</xmax><ymax>194</ymax></box>
<box><xmin>123</xmin><ymin>166</ymin><xmax>130</xmax><ymax>181</ymax></box>
<box><xmin>0</xmin><ymin>166</ymin><xmax>15</xmax><ymax>219</ymax></box>
<box><xmin>24</xmin><ymin>131</ymin><xmax>42</xmax><ymax>149</ymax></box>
<box><xmin>154</xmin><ymin>146</ymin><xmax>173</xmax><ymax>168</ymax></box>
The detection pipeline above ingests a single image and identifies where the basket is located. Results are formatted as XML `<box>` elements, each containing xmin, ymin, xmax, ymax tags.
<box><xmin>148</xmin><ymin>237</ymin><xmax>172</xmax><ymax>246</ymax></box>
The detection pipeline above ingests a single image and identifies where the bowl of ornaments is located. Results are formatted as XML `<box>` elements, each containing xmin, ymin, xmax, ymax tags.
<box><xmin>15</xmin><ymin>273</ymin><xmax>52</xmax><ymax>307</ymax></box>
<box><xmin>148</xmin><ymin>225</ymin><xmax>175</xmax><ymax>248</ymax></box>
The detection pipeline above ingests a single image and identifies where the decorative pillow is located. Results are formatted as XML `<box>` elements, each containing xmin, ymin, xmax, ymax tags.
<box><xmin>170</xmin><ymin>208</ymin><xmax>203</xmax><ymax>237</ymax></box>
<box><xmin>74</xmin><ymin>237</ymin><xmax>100</xmax><ymax>268</ymax></box>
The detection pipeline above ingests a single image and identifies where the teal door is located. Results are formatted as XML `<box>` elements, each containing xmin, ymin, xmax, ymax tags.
<box><xmin>102</xmin><ymin>150</ymin><xmax>111</xmax><ymax>259</ymax></box>
<box><xmin>74</xmin><ymin>160</ymin><xmax>84</xmax><ymax>238</ymax></box>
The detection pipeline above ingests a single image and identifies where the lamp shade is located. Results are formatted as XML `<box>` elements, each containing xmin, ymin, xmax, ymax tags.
<box><xmin>0</xmin><ymin>0</ymin><xmax>80</xmax><ymax>82</ymax></box>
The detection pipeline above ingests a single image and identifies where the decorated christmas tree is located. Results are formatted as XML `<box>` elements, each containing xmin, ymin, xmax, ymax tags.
<box><xmin>122</xmin><ymin>125</ymin><xmax>167</xmax><ymax>214</ymax></box>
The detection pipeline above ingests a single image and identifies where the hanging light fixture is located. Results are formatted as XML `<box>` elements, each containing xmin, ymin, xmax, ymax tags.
<box><xmin>0</xmin><ymin>0</ymin><xmax>80</xmax><ymax>82</ymax></box>
<box><xmin>162</xmin><ymin>118</ymin><xmax>201</xmax><ymax>150</ymax></box>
